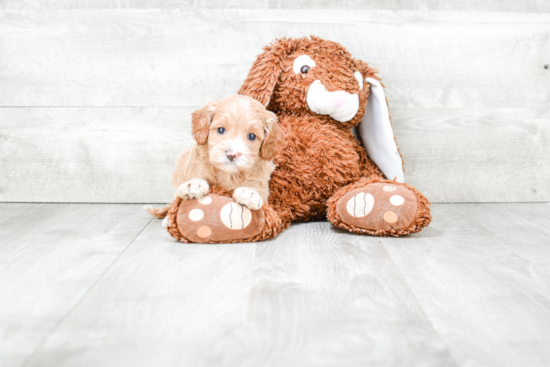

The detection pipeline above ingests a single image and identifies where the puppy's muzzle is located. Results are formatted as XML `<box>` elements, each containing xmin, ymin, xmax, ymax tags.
<box><xmin>226</xmin><ymin>150</ymin><xmax>241</xmax><ymax>162</ymax></box>
<box><xmin>306</xmin><ymin>80</ymin><xmax>359</xmax><ymax>122</ymax></box>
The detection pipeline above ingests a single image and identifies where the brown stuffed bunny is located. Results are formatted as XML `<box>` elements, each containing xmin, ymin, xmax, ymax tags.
<box><xmin>165</xmin><ymin>36</ymin><xmax>431</xmax><ymax>242</ymax></box>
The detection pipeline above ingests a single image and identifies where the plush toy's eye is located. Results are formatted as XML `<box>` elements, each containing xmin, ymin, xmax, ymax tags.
<box><xmin>247</xmin><ymin>133</ymin><xmax>256</xmax><ymax>141</ymax></box>
<box><xmin>218</xmin><ymin>127</ymin><xmax>226</xmax><ymax>134</ymax></box>
<box><xmin>293</xmin><ymin>55</ymin><xmax>316</xmax><ymax>74</ymax></box>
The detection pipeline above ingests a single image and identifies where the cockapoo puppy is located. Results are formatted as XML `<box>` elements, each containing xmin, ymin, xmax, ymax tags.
<box><xmin>147</xmin><ymin>94</ymin><xmax>282</xmax><ymax>220</ymax></box>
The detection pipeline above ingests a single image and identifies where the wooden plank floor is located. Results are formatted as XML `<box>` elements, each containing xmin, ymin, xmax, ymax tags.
<box><xmin>1</xmin><ymin>203</ymin><xmax>549</xmax><ymax>367</ymax></box>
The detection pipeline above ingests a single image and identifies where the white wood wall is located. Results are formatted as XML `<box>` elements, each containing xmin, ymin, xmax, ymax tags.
<box><xmin>0</xmin><ymin>3</ymin><xmax>549</xmax><ymax>203</ymax></box>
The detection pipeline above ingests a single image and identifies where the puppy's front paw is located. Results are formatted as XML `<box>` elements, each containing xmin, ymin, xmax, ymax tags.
<box><xmin>233</xmin><ymin>187</ymin><xmax>264</xmax><ymax>210</ymax></box>
<box><xmin>177</xmin><ymin>179</ymin><xmax>209</xmax><ymax>200</ymax></box>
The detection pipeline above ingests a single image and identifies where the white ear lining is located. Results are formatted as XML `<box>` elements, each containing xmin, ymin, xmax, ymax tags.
<box><xmin>358</xmin><ymin>78</ymin><xmax>405</xmax><ymax>183</ymax></box>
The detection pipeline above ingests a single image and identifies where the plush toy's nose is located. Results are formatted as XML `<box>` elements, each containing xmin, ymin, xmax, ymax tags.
<box><xmin>306</xmin><ymin>79</ymin><xmax>360</xmax><ymax>122</ymax></box>
<box><xmin>331</xmin><ymin>91</ymin><xmax>352</xmax><ymax>107</ymax></box>
<box><xmin>226</xmin><ymin>150</ymin><xmax>241</xmax><ymax>162</ymax></box>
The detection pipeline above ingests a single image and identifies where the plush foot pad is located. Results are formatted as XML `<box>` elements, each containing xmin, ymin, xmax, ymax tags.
<box><xmin>336</xmin><ymin>183</ymin><xmax>417</xmax><ymax>232</ymax></box>
<box><xmin>169</xmin><ymin>194</ymin><xmax>265</xmax><ymax>243</ymax></box>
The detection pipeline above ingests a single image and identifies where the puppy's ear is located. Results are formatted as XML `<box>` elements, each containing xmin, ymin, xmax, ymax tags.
<box><xmin>191</xmin><ymin>103</ymin><xmax>215</xmax><ymax>145</ymax></box>
<box><xmin>238</xmin><ymin>37</ymin><xmax>304</xmax><ymax>107</ymax></box>
<box><xmin>260</xmin><ymin>111</ymin><xmax>282</xmax><ymax>161</ymax></box>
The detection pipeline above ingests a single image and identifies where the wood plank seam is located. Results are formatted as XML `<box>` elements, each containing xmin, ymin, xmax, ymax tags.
<box><xmin>18</xmin><ymin>217</ymin><xmax>154</xmax><ymax>367</ymax></box>
<box><xmin>380</xmin><ymin>240</ymin><xmax>462</xmax><ymax>367</ymax></box>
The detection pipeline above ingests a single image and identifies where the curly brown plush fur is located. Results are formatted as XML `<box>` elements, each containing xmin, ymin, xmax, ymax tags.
<box><xmin>235</xmin><ymin>36</ymin><xmax>431</xmax><ymax>237</ymax></box>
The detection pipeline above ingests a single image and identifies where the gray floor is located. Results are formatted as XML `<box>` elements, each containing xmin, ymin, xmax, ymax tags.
<box><xmin>1</xmin><ymin>203</ymin><xmax>549</xmax><ymax>367</ymax></box>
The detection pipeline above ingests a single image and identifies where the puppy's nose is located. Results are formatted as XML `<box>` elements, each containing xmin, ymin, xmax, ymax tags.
<box><xmin>332</xmin><ymin>91</ymin><xmax>352</xmax><ymax>107</ymax></box>
<box><xmin>226</xmin><ymin>150</ymin><xmax>241</xmax><ymax>162</ymax></box>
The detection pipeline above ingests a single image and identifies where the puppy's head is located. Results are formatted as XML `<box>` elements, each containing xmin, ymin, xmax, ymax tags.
<box><xmin>191</xmin><ymin>95</ymin><xmax>281</xmax><ymax>173</ymax></box>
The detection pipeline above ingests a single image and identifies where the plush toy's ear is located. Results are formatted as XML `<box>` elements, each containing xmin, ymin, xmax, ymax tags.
<box><xmin>191</xmin><ymin>103</ymin><xmax>215</xmax><ymax>145</ymax></box>
<box><xmin>238</xmin><ymin>38</ymin><xmax>301</xmax><ymax>107</ymax></box>
<box><xmin>260</xmin><ymin>111</ymin><xmax>281</xmax><ymax>161</ymax></box>
<box><xmin>358</xmin><ymin>78</ymin><xmax>405</xmax><ymax>183</ymax></box>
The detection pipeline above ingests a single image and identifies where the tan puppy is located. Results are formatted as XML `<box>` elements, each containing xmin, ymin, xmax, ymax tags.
<box><xmin>147</xmin><ymin>95</ymin><xmax>281</xmax><ymax>219</ymax></box>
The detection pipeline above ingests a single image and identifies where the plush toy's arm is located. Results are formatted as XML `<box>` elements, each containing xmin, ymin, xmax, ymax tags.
<box><xmin>358</xmin><ymin>78</ymin><xmax>405</xmax><ymax>183</ymax></box>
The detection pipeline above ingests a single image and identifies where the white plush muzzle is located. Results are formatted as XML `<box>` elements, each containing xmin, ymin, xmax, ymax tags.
<box><xmin>306</xmin><ymin>80</ymin><xmax>359</xmax><ymax>123</ymax></box>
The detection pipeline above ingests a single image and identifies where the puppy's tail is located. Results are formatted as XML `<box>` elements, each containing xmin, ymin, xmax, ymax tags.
<box><xmin>145</xmin><ymin>204</ymin><xmax>171</xmax><ymax>219</ymax></box>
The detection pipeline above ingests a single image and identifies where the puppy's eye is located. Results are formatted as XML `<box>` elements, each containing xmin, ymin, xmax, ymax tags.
<box><xmin>217</xmin><ymin>127</ymin><xmax>226</xmax><ymax>135</ymax></box>
<box><xmin>300</xmin><ymin>65</ymin><xmax>310</xmax><ymax>74</ymax></box>
<box><xmin>247</xmin><ymin>133</ymin><xmax>256</xmax><ymax>141</ymax></box>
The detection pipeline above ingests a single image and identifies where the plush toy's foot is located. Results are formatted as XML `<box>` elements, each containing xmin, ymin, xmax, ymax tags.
<box><xmin>327</xmin><ymin>179</ymin><xmax>432</xmax><ymax>237</ymax></box>
<box><xmin>165</xmin><ymin>193</ymin><xmax>267</xmax><ymax>243</ymax></box>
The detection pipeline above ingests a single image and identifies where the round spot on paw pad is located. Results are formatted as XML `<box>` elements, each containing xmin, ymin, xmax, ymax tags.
<box><xmin>220</xmin><ymin>202</ymin><xmax>252</xmax><ymax>229</ymax></box>
<box><xmin>384</xmin><ymin>211</ymin><xmax>398</xmax><ymax>223</ymax></box>
<box><xmin>346</xmin><ymin>192</ymin><xmax>374</xmax><ymax>217</ymax></box>
<box><xmin>198</xmin><ymin>196</ymin><xmax>212</xmax><ymax>205</ymax></box>
<box><xmin>174</xmin><ymin>194</ymin><xmax>266</xmax><ymax>243</ymax></box>
<box><xmin>383</xmin><ymin>185</ymin><xmax>397</xmax><ymax>192</ymax></box>
<box><xmin>197</xmin><ymin>226</ymin><xmax>211</xmax><ymax>238</ymax></box>
<box><xmin>189</xmin><ymin>209</ymin><xmax>204</xmax><ymax>221</ymax></box>
<box><xmin>390</xmin><ymin>195</ymin><xmax>405</xmax><ymax>206</ymax></box>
